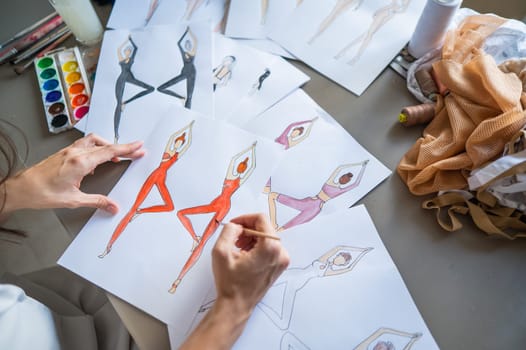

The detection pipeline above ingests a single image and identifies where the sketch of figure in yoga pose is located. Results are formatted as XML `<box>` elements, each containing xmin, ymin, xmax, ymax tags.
<box><xmin>169</xmin><ymin>142</ymin><xmax>257</xmax><ymax>293</ymax></box>
<box><xmin>258</xmin><ymin>245</ymin><xmax>372</xmax><ymax>329</ymax></box>
<box><xmin>335</xmin><ymin>0</ymin><xmax>411</xmax><ymax>65</ymax></box>
<box><xmin>213</xmin><ymin>55</ymin><xmax>236</xmax><ymax>91</ymax></box>
<box><xmin>98</xmin><ymin>121</ymin><xmax>194</xmax><ymax>258</ymax></box>
<box><xmin>114</xmin><ymin>36</ymin><xmax>155</xmax><ymax>144</ymax></box>
<box><xmin>353</xmin><ymin>328</ymin><xmax>422</xmax><ymax>350</ymax></box>
<box><xmin>248</xmin><ymin>68</ymin><xmax>271</xmax><ymax>96</ymax></box>
<box><xmin>275</xmin><ymin>117</ymin><xmax>318</xmax><ymax>150</ymax></box>
<box><xmin>144</xmin><ymin>0</ymin><xmax>160</xmax><ymax>25</ymax></box>
<box><xmin>266</xmin><ymin>160</ymin><xmax>368</xmax><ymax>231</ymax></box>
<box><xmin>157</xmin><ymin>27</ymin><xmax>197</xmax><ymax>109</ymax></box>
<box><xmin>308</xmin><ymin>0</ymin><xmax>364</xmax><ymax>44</ymax></box>
<box><xmin>280</xmin><ymin>332</ymin><xmax>310</xmax><ymax>350</ymax></box>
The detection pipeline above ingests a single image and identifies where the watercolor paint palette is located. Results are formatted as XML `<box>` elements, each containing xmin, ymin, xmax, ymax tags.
<box><xmin>34</xmin><ymin>47</ymin><xmax>91</xmax><ymax>133</ymax></box>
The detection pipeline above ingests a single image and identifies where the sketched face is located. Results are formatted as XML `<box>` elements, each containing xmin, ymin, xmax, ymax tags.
<box><xmin>236</xmin><ymin>157</ymin><xmax>249</xmax><ymax>174</ymax></box>
<box><xmin>124</xmin><ymin>47</ymin><xmax>133</xmax><ymax>59</ymax></box>
<box><xmin>174</xmin><ymin>133</ymin><xmax>186</xmax><ymax>149</ymax></box>
<box><xmin>373</xmin><ymin>341</ymin><xmax>395</xmax><ymax>350</ymax></box>
<box><xmin>291</xmin><ymin>127</ymin><xmax>304</xmax><ymax>138</ymax></box>
<box><xmin>185</xmin><ymin>39</ymin><xmax>192</xmax><ymax>51</ymax></box>
<box><xmin>339</xmin><ymin>172</ymin><xmax>353</xmax><ymax>185</ymax></box>
<box><xmin>224</xmin><ymin>56</ymin><xmax>236</xmax><ymax>65</ymax></box>
<box><xmin>333</xmin><ymin>252</ymin><xmax>352</xmax><ymax>266</ymax></box>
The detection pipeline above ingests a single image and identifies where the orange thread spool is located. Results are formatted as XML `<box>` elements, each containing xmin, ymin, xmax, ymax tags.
<box><xmin>399</xmin><ymin>103</ymin><xmax>436</xmax><ymax>127</ymax></box>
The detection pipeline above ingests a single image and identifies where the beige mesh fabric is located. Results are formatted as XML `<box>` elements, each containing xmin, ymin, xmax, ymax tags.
<box><xmin>397</xmin><ymin>14</ymin><xmax>526</xmax><ymax>195</ymax></box>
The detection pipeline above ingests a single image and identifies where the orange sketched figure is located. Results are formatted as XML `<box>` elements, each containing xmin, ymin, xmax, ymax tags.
<box><xmin>169</xmin><ymin>142</ymin><xmax>257</xmax><ymax>293</ymax></box>
<box><xmin>98</xmin><ymin>121</ymin><xmax>195</xmax><ymax>258</ymax></box>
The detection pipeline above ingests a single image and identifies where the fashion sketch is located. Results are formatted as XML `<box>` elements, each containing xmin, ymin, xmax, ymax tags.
<box><xmin>274</xmin><ymin>117</ymin><xmax>318</xmax><ymax>149</ymax></box>
<box><xmin>144</xmin><ymin>0</ymin><xmax>160</xmax><ymax>25</ymax></box>
<box><xmin>258</xmin><ymin>245</ymin><xmax>373</xmax><ymax>330</ymax></box>
<box><xmin>353</xmin><ymin>328</ymin><xmax>422</xmax><ymax>350</ymax></box>
<box><xmin>266</xmin><ymin>160</ymin><xmax>369</xmax><ymax>231</ymax></box>
<box><xmin>335</xmin><ymin>0</ymin><xmax>411</xmax><ymax>65</ymax></box>
<box><xmin>114</xmin><ymin>36</ymin><xmax>155</xmax><ymax>144</ymax></box>
<box><xmin>213</xmin><ymin>55</ymin><xmax>236</xmax><ymax>91</ymax></box>
<box><xmin>261</xmin><ymin>0</ymin><xmax>304</xmax><ymax>25</ymax></box>
<box><xmin>169</xmin><ymin>142</ymin><xmax>257</xmax><ymax>293</ymax></box>
<box><xmin>184</xmin><ymin>0</ymin><xmax>206</xmax><ymax>20</ymax></box>
<box><xmin>280</xmin><ymin>332</ymin><xmax>310</xmax><ymax>350</ymax></box>
<box><xmin>157</xmin><ymin>27</ymin><xmax>197</xmax><ymax>109</ymax></box>
<box><xmin>98</xmin><ymin>121</ymin><xmax>194</xmax><ymax>258</ymax></box>
<box><xmin>308</xmin><ymin>0</ymin><xmax>364</xmax><ymax>44</ymax></box>
<box><xmin>248</xmin><ymin>68</ymin><xmax>271</xmax><ymax>95</ymax></box>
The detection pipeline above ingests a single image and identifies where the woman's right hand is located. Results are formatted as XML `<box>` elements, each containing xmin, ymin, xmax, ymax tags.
<box><xmin>180</xmin><ymin>213</ymin><xmax>289</xmax><ymax>350</ymax></box>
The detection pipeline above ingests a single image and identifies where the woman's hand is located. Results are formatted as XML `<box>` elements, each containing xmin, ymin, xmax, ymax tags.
<box><xmin>180</xmin><ymin>213</ymin><xmax>289</xmax><ymax>350</ymax></box>
<box><xmin>2</xmin><ymin>133</ymin><xmax>144</xmax><ymax>217</ymax></box>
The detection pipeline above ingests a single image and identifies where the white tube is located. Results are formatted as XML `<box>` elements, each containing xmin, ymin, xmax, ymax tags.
<box><xmin>407</xmin><ymin>0</ymin><xmax>462</xmax><ymax>58</ymax></box>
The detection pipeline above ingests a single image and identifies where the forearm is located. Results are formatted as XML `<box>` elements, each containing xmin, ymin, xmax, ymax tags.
<box><xmin>180</xmin><ymin>297</ymin><xmax>251</xmax><ymax>350</ymax></box>
<box><xmin>1</xmin><ymin>171</ymin><xmax>36</xmax><ymax>219</ymax></box>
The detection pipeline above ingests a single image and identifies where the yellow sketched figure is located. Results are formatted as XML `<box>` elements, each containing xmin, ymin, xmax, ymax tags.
<box><xmin>308</xmin><ymin>0</ymin><xmax>364</xmax><ymax>44</ymax></box>
<box><xmin>335</xmin><ymin>0</ymin><xmax>411</xmax><ymax>65</ymax></box>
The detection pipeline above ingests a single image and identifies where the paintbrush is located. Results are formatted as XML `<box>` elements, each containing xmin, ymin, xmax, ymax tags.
<box><xmin>219</xmin><ymin>222</ymin><xmax>280</xmax><ymax>241</ymax></box>
<box><xmin>13</xmin><ymin>29</ymin><xmax>72</xmax><ymax>75</ymax></box>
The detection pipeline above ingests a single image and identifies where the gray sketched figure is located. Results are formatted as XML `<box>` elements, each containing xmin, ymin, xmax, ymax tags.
<box><xmin>157</xmin><ymin>27</ymin><xmax>197</xmax><ymax>109</ymax></box>
<box><xmin>113</xmin><ymin>36</ymin><xmax>154</xmax><ymax>144</ymax></box>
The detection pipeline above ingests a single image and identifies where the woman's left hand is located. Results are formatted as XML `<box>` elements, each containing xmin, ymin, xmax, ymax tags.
<box><xmin>3</xmin><ymin>133</ymin><xmax>144</xmax><ymax>217</ymax></box>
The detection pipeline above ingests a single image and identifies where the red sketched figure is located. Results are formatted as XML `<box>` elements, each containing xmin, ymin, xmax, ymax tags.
<box><xmin>169</xmin><ymin>142</ymin><xmax>257</xmax><ymax>293</ymax></box>
<box><xmin>98</xmin><ymin>121</ymin><xmax>194</xmax><ymax>258</ymax></box>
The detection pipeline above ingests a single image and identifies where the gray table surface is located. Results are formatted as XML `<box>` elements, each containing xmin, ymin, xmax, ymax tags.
<box><xmin>1</xmin><ymin>1</ymin><xmax>526</xmax><ymax>349</ymax></box>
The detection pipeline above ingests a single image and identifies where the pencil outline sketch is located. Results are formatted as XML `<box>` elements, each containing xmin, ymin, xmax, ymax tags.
<box><xmin>308</xmin><ymin>0</ymin><xmax>364</xmax><ymax>44</ymax></box>
<box><xmin>335</xmin><ymin>0</ymin><xmax>411</xmax><ymax>65</ymax></box>
<box><xmin>353</xmin><ymin>327</ymin><xmax>422</xmax><ymax>350</ymax></box>
<box><xmin>258</xmin><ymin>245</ymin><xmax>373</xmax><ymax>330</ymax></box>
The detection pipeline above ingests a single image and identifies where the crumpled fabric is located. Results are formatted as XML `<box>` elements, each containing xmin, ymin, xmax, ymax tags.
<box><xmin>397</xmin><ymin>14</ymin><xmax>526</xmax><ymax>195</ymax></box>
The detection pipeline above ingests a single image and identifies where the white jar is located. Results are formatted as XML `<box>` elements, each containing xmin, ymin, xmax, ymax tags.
<box><xmin>49</xmin><ymin>0</ymin><xmax>103</xmax><ymax>46</ymax></box>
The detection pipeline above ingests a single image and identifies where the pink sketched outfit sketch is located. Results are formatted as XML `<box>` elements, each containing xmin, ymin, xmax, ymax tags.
<box><xmin>114</xmin><ymin>36</ymin><xmax>155</xmax><ymax>144</ymax></box>
<box><xmin>274</xmin><ymin>117</ymin><xmax>318</xmax><ymax>150</ymax></box>
<box><xmin>169</xmin><ymin>142</ymin><xmax>257</xmax><ymax>293</ymax></box>
<box><xmin>267</xmin><ymin>160</ymin><xmax>369</xmax><ymax>231</ymax></box>
<box><xmin>335</xmin><ymin>0</ymin><xmax>411</xmax><ymax>65</ymax></box>
<box><xmin>98</xmin><ymin>121</ymin><xmax>194</xmax><ymax>258</ymax></box>
<box><xmin>353</xmin><ymin>328</ymin><xmax>422</xmax><ymax>350</ymax></box>
<box><xmin>157</xmin><ymin>27</ymin><xmax>197</xmax><ymax>109</ymax></box>
<box><xmin>258</xmin><ymin>245</ymin><xmax>372</xmax><ymax>330</ymax></box>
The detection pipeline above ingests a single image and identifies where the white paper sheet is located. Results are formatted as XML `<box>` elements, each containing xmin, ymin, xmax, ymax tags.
<box><xmin>225</xmin><ymin>0</ymin><xmax>301</xmax><ymax>39</ymax></box>
<box><xmin>212</xmin><ymin>34</ymin><xmax>304</xmax><ymax>119</ymax></box>
<box><xmin>108</xmin><ymin>0</ymin><xmax>229</xmax><ymax>31</ymax></box>
<box><xmin>169</xmin><ymin>206</ymin><xmax>440</xmax><ymax>349</ymax></box>
<box><xmin>59</xmin><ymin>105</ymin><xmax>282</xmax><ymax>330</ymax></box>
<box><xmin>269</xmin><ymin>0</ymin><xmax>426</xmax><ymax>95</ymax></box>
<box><xmin>242</xmin><ymin>89</ymin><xmax>391</xmax><ymax>231</ymax></box>
<box><xmin>85</xmin><ymin>23</ymin><xmax>213</xmax><ymax>144</ymax></box>
<box><xmin>224</xmin><ymin>55</ymin><xmax>309</xmax><ymax>125</ymax></box>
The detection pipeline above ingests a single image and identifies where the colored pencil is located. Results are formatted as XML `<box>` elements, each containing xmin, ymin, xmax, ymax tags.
<box><xmin>220</xmin><ymin>222</ymin><xmax>281</xmax><ymax>241</ymax></box>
